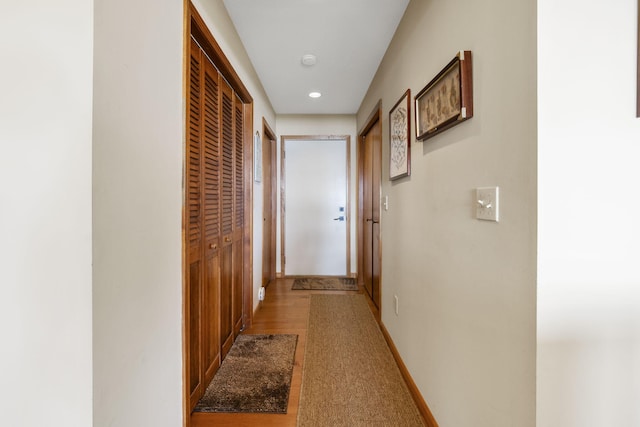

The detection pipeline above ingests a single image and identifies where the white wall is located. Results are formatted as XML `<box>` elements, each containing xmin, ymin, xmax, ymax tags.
<box><xmin>0</xmin><ymin>1</ymin><xmax>93</xmax><ymax>426</ymax></box>
<box><xmin>276</xmin><ymin>115</ymin><xmax>358</xmax><ymax>275</ymax></box>
<box><xmin>92</xmin><ymin>0</ymin><xmax>183</xmax><ymax>425</ymax></box>
<box><xmin>537</xmin><ymin>0</ymin><xmax>640</xmax><ymax>425</ymax></box>
<box><xmin>357</xmin><ymin>0</ymin><xmax>537</xmax><ymax>426</ymax></box>
<box><xmin>92</xmin><ymin>0</ymin><xmax>275</xmax><ymax>424</ymax></box>
<box><xmin>193</xmin><ymin>0</ymin><xmax>277</xmax><ymax>312</ymax></box>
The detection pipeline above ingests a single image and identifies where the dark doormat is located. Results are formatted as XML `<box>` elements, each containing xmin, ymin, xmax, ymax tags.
<box><xmin>291</xmin><ymin>276</ymin><xmax>358</xmax><ymax>291</ymax></box>
<box><xmin>194</xmin><ymin>334</ymin><xmax>298</xmax><ymax>414</ymax></box>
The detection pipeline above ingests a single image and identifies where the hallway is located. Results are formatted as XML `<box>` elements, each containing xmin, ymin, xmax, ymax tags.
<box><xmin>8</xmin><ymin>1</ymin><xmax>640</xmax><ymax>426</ymax></box>
<box><xmin>190</xmin><ymin>278</ymin><xmax>421</xmax><ymax>427</ymax></box>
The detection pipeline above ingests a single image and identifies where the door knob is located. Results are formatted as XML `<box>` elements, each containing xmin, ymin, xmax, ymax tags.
<box><xmin>333</xmin><ymin>216</ymin><xmax>345</xmax><ymax>221</ymax></box>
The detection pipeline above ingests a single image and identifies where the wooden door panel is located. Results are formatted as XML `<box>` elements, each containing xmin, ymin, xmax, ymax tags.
<box><xmin>371</xmin><ymin>121</ymin><xmax>381</xmax><ymax>222</ymax></box>
<box><xmin>262</xmin><ymin>133</ymin><xmax>277</xmax><ymax>287</ymax></box>
<box><xmin>262</xmin><ymin>135</ymin><xmax>273</xmax><ymax>287</ymax></box>
<box><xmin>219</xmin><ymin>78</ymin><xmax>235</xmax><ymax>360</ymax></box>
<box><xmin>203</xmin><ymin>60</ymin><xmax>220</xmax><ymax>251</ymax></box>
<box><xmin>371</xmin><ymin>121</ymin><xmax>382</xmax><ymax>308</ymax></box>
<box><xmin>232</xmin><ymin>94</ymin><xmax>244</xmax><ymax>336</ymax></box>
<box><xmin>220</xmin><ymin>244</ymin><xmax>233</xmax><ymax>359</ymax></box>
<box><xmin>232</xmin><ymin>242</ymin><xmax>243</xmax><ymax>336</ymax></box>
<box><xmin>188</xmin><ymin>260</ymin><xmax>202</xmax><ymax>403</ymax></box>
<box><xmin>360</xmin><ymin>118</ymin><xmax>381</xmax><ymax>309</ymax></box>
<box><xmin>363</xmin><ymin>131</ymin><xmax>374</xmax><ymax>299</ymax></box>
<box><xmin>372</xmin><ymin>222</ymin><xmax>381</xmax><ymax>308</ymax></box>
<box><xmin>202</xmin><ymin>57</ymin><xmax>221</xmax><ymax>385</ymax></box>
<box><xmin>220</xmin><ymin>82</ymin><xmax>234</xmax><ymax>240</ymax></box>
<box><xmin>187</xmin><ymin>43</ymin><xmax>203</xmax><ymax>263</ymax></box>
<box><xmin>364</xmin><ymin>227</ymin><xmax>373</xmax><ymax>298</ymax></box>
<box><xmin>202</xmin><ymin>254</ymin><xmax>220</xmax><ymax>383</ymax></box>
<box><xmin>234</xmin><ymin>95</ymin><xmax>244</xmax><ymax>236</ymax></box>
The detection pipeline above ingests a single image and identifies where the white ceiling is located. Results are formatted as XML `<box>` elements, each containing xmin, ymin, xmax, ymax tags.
<box><xmin>222</xmin><ymin>0</ymin><xmax>410</xmax><ymax>115</ymax></box>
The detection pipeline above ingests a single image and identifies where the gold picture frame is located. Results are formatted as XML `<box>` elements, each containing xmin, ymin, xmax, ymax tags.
<box><xmin>415</xmin><ymin>51</ymin><xmax>473</xmax><ymax>141</ymax></box>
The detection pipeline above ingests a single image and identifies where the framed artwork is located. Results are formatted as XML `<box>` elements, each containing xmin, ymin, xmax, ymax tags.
<box><xmin>389</xmin><ymin>89</ymin><xmax>411</xmax><ymax>180</ymax></box>
<box><xmin>254</xmin><ymin>131</ymin><xmax>262</xmax><ymax>182</ymax></box>
<box><xmin>415</xmin><ymin>50</ymin><xmax>473</xmax><ymax>141</ymax></box>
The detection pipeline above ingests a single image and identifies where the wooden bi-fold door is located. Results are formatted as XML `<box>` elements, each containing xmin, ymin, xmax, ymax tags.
<box><xmin>186</xmin><ymin>35</ymin><xmax>248</xmax><ymax>412</ymax></box>
<box><xmin>218</xmin><ymin>80</ymin><xmax>245</xmax><ymax>361</ymax></box>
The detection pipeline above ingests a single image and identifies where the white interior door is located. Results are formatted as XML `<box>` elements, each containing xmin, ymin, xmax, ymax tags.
<box><xmin>284</xmin><ymin>138</ymin><xmax>347</xmax><ymax>276</ymax></box>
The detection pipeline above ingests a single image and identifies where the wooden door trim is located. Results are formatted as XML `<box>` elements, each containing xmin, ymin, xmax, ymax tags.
<box><xmin>280</xmin><ymin>135</ymin><xmax>351</xmax><ymax>277</ymax></box>
<box><xmin>243</xmin><ymin>103</ymin><xmax>254</xmax><ymax>331</ymax></box>
<box><xmin>279</xmin><ymin>137</ymin><xmax>285</xmax><ymax>277</ymax></box>
<box><xmin>182</xmin><ymin>3</ymin><xmax>190</xmax><ymax>425</ymax></box>
<box><xmin>358</xmin><ymin>100</ymin><xmax>382</xmax><ymax>136</ymax></box>
<box><xmin>188</xmin><ymin>3</ymin><xmax>252</xmax><ymax>104</ymax></box>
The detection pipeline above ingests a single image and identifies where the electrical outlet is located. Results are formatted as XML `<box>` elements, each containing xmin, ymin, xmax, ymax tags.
<box><xmin>258</xmin><ymin>286</ymin><xmax>265</xmax><ymax>301</ymax></box>
<box><xmin>476</xmin><ymin>187</ymin><xmax>499</xmax><ymax>222</ymax></box>
<box><xmin>394</xmin><ymin>295</ymin><xmax>399</xmax><ymax>316</ymax></box>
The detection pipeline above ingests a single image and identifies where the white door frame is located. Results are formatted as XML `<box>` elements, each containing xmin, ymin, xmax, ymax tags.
<box><xmin>280</xmin><ymin>135</ymin><xmax>351</xmax><ymax>276</ymax></box>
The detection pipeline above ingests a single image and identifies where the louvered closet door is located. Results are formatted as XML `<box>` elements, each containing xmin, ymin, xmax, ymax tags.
<box><xmin>186</xmin><ymin>34</ymin><xmax>248</xmax><ymax>411</ymax></box>
<box><xmin>219</xmin><ymin>77</ymin><xmax>235</xmax><ymax>360</ymax></box>
<box><xmin>232</xmin><ymin>93</ymin><xmax>244</xmax><ymax>336</ymax></box>
<box><xmin>201</xmin><ymin>58</ymin><xmax>221</xmax><ymax>385</ymax></box>
<box><xmin>187</xmin><ymin>39</ymin><xmax>204</xmax><ymax>407</ymax></box>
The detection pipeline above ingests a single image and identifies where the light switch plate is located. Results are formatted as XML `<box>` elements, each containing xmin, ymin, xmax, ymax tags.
<box><xmin>476</xmin><ymin>187</ymin><xmax>499</xmax><ymax>222</ymax></box>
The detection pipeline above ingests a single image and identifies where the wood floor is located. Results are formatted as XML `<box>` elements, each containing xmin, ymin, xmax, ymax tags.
<box><xmin>191</xmin><ymin>277</ymin><xmax>365</xmax><ymax>427</ymax></box>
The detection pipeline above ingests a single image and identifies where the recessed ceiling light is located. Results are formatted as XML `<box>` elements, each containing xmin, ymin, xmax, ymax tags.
<box><xmin>308</xmin><ymin>91</ymin><xmax>322</xmax><ymax>98</ymax></box>
<box><xmin>301</xmin><ymin>54</ymin><xmax>317</xmax><ymax>66</ymax></box>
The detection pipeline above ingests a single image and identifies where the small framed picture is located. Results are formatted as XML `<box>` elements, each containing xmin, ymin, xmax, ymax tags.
<box><xmin>389</xmin><ymin>89</ymin><xmax>411</xmax><ymax>180</ymax></box>
<box><xmin>415</xmin><ymin>50</ymin><xmax>473</xmax><ymax>141</ymax></box>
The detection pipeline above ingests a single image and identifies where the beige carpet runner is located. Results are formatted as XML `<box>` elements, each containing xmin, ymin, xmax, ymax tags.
<box><xmin>298</xmin><ymin>294</ymin><xmax>424</xmax><ymax>426</ymax></box>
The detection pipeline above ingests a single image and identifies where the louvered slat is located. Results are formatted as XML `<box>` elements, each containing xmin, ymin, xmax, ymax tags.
<box><xmin>221</xmin><ymin>87</ymin><xmax>234</xmax><ymax>236</ymax></box>
<box><xmin>234</xmin><ymin>99</ymin><xmax>244</xmax><ymax>228</ymax></box>
<box><xmin>188</xmin><ymin>48</ymin><xmax>202</xmax><ymax>250</ymax></box>
<box><xmin>203</xmin><ymin>65</ymin><xmax>220</xmax><ymax>241</ymax></box>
